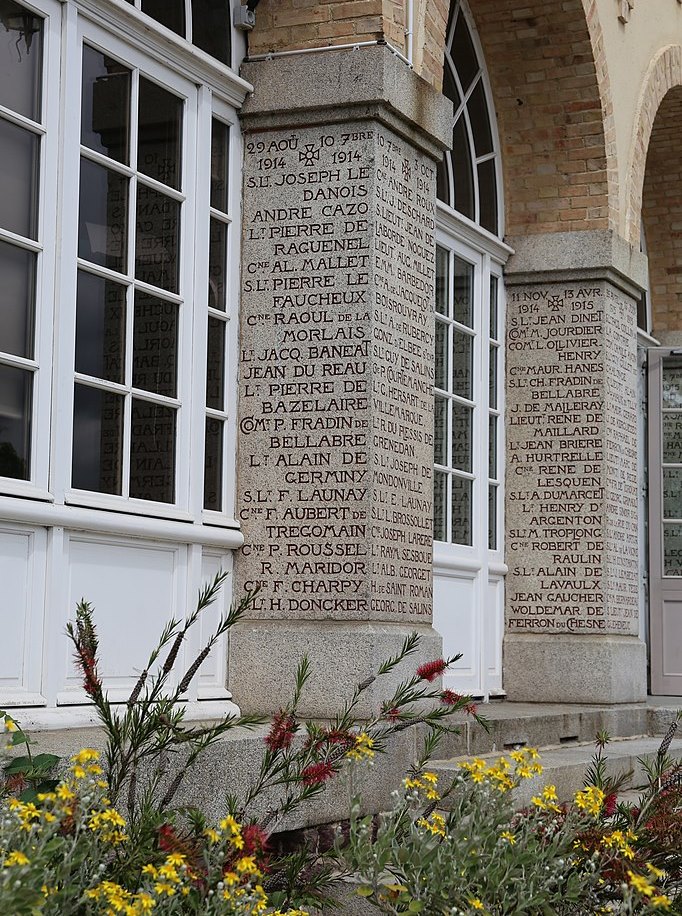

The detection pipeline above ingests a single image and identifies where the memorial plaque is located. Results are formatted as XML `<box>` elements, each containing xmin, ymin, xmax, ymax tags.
<box><xmin>236</xmin><ymin>123</ymin><xmax>436</xmax><ymax>623</ymax></box>
<box><xmin>505</xmin><ymin>282</ymin><xmax>638</xmax><ymax>636</ymax></box>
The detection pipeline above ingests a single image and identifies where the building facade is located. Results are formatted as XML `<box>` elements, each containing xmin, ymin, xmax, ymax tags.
<box><xmin>1</xmin><ymin>0</ymin><xmax>682</xmax><ymax>722</ymax></box>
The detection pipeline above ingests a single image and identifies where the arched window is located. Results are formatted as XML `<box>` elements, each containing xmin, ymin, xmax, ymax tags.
<box><xmin>437</xmin><ymin>0</ymin><xmax>500</xmax><ymax>237</ymax></box>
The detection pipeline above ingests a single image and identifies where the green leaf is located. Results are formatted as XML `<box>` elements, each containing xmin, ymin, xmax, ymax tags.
<box><xmin>408</xmin><ymin>901</ymin><xmax>424</xmax><ymax>913</ymax></box>
<box><xmin>4</xmin><ymin>755</ymin><xmax>32</xmax><ymax>774</ymax></box>
<box><xmin>31</xmin><ymin>753</ymin><xmax>60</xmax><ymax>770</ymax></box>
<box><xmin>356</xmin><ymin>886</ymin><xmax>375</xmax><ymax>898</ymax></box>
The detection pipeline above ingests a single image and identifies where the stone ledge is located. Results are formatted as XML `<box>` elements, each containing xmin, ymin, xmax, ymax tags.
<box><xmin>239</xmin><ymin>44</ymin><xmax>453</xmax><ymax>158</ymax></box>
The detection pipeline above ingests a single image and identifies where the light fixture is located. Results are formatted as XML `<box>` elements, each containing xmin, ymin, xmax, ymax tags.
<box><xmin>0</xmin><ymin>4</ymin><xmax>41</xmax><ymax>53</ymax></box>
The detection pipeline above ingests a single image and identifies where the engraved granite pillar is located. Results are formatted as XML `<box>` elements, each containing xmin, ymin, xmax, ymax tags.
<box><xmin>503</xmin><ymin>232</ymin><xmax>648</xmax><ymax>703</ymax></box>
<box><xmin>229</xmin><ymin>48</ymin><xmax>452</xmax><ymax>716</ymax></box>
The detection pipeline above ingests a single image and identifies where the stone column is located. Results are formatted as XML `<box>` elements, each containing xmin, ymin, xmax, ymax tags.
<box><xmin>229</xmin><ymin>48</ymin><xmax>451</xmax><ymax>717</ymax></box>
<box><xmin>503</xmin><ymin>232</ymin><xmax>648</xmax><ymax>704</ymax></box>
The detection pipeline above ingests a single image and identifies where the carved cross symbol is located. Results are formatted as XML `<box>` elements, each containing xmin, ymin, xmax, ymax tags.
<box><xmin>618</xmin><ymin>0</ymin><xmax>635</xmax><ymax>23</ymax></box>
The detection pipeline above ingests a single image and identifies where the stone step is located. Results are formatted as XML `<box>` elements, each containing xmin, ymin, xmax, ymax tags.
<box><xmin>424</xmin><ymin>701</ymin><xmax>680</xmax><ymax>761</ymax></box>
<box><xmin>430</xmin><ymin>735</ymin><xmax>682</xmax><ymax>807</ymax></box>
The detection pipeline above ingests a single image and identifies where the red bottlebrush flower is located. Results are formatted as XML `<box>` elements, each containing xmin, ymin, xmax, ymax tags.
<box><xmin>465</xmin><ymin>703</ymin><xmax>478</xmax><ymax>716</ymax></box>
<box><xmin>301</xmin><ymin>761</ymin><xmax>334</xmax><ymax>786</ymax></box>
<box><xmin>604</xmin><ymin>792</ymin><xmax>618</xmax><ymax>816</ymax></box>
<box><xmin>76</xmin><ymin>648</ymin><xmax>102</xmax><ymax>699</ymax></box>
<box><xmin>158</xmin><ymin>823</ymin><xmax>181</xmax><ymax>852</ymax></box>
<box><xmin>440</xmin><ymin>690</ymin><xmax>463</xmax><ymax>706</ymax></box>
<box><xmin>324</xmin><ymin>728</ymin><xmax>356</xmax><ymax>749</ymax></box>
<box><xmin>242</xmin><ymin>823</ymin><xmax>269</xmax><ymax>858</ymax></box>
<box><xmin>416</xmin><ymin>659</ymin><xmax>447</xmax><ymax>682</ymax></box>
<box><xmin>382</xmin><ymin>706</ymin><xmax>401</xmax><ymax>722</ymax></box>
<box><xmin>265</xmin><ymin>710</ymin><xmax>297</xmax><ymax>751</ymax></box>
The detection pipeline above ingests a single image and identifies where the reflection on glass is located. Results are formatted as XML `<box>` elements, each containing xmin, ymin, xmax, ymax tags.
<box><xmin>489</xmin><ymin>415</ymin><xmax>497</xmax><ymax>479</ymax></box>
<box><xmin>434</xmin><ymin>319</ymin><xmax>448</xmax><ymax>391</ymax></box>
<box><xmin>206</xmin><ymin>316</ymin><xmax>225</xmax><ymax>410</ymax></box>
<box><xmin>451</xmin><ymin>403</ymin><xmax>472</xmax><ymax>472</ymax></box>
<box><xmin>75</xmin><ymin>271</ymin><xmax>125</xmax><ymax>383</ymax></box>
<box><xmin>451</xmin><ymin>11</ymin><xmax>479</xmax><ymax>92</ymax></box>
<box><xmin>0</xmin><ymin>362</ymin><xmax>31</xmax><ymax>479</ymax></box>
<box><xmin>664</xmin><ymin>523</ymin><xmax>682</xmax><ymax>576</ymax></box>
<box><xmin>135</xmin><ymin>184</ymin><xmax>180</xmax><ymax>292</ymax></box>
<box><xmin>663</xmin><ymin>413</ymin><xmax>682</xmax><ymax>463</ymax></box>
<box><xmin>662</xmin><ymin>362</ymin><xmax>682</xmax><ymax>409</ymax></box>
<box><xmin>132</xmin><ymin>292</ymin><xmax>178</xmax><ymax>397</ymax></box>
<box><xmin>204</xmin><ymin>417</ymin><xmax>223</xmax><ymax>510</ymax></box>
<box><xmin>81</xmin><ymin>45</ymin><xmax>130</xmax><ymax>164</ymax></box>
<box><xmin>0</xmin><ymin>118</ymin><xmax>39</xmax><ymax>239</ymax></box>
<box><xmin>442</xmin><ymin>57</ymin><xmax>461</xmax><ymax>108</ymax></box>
<box><xmin>0</xmin><ymin>1</ymin><xmax>43</xmax><ymax>120</ymax></box>
<box><xmin>209</xmin><ymin>218</ymin><xmax>227</xmax><ymax>310</ymax></box>
<box><xmin>78</xmin><ymin>158</ymin><xmax>128</xmax><ymax>272</ymax></box>
<box><xmin>194</xmin><ymin>2</ymin><xmax>231</xmax><ymax>66</ymax></box>
<box><xmin>452</xmin><ymin>329</ymin><xmax>472</xmax><ymax>399</ymax></box>
<box><xmin>453</xmin><ymin>256</ymin><xmax>473</xmax><ymax>327</ymax></box>
<box><xmin>663</xmin><ymin>468</ymin><xmax>682</xmax><ymax>519</ymax></box>
<box><xmin>140</xmin><ymin>0</ymin><xmax>185</xmax><ymax>36</ymax></box>
<box><xmin>129</xmin><ymin>399</ymin><xmax>175</xmax><ymax>502</ymax></box>
<box><xmin>436</xmin><ymin>245</ymin><xmax>448</xmax><ymax>316</ymax></box>
<box><xmin>489</xmin><ymin>344</ymin><xmax>498</xmax><ymax>409</ymax></box>
<box><xmin>488</xmin><ymin>484</ymin><xmax>497</xmax><ymax>550</ymax></box>
<box><xmin>433</xmin><ymin>470</ymin><xmax>446</xmax><ymax>541</ymax></box>
<box><xmin>138</xmin><ymin>78</ymin><xmax>182</xmax><ymax>189</ymax></box>
<box><xmin>478</xmin><ymin>158</ymin><xmax>498</xmax><ymax>235</ymax></box>
<box><xmin>451</xmin><ymin>475</ymin><xmax>472</xmax><ymax>545</ymax></box>
<box><xmin>210</xmin><ymin>118</ymin><xmax>230</xmax><ymax>211</ymax></box>
<box><xmin>468</xmin><ymin>80</ymin><xmax>493</xmax><ymax>157</ymax></box>
<box><xmin>489</xmin><ymin>275</ymin><xmax>498</xmax><ymax>339</ymax></box>
<box><xmin>72</xmin><ymin>383</ymin><xmax>123</xmax><ymax>493</ymax></box>
<box><xmin>434</xmin><ymin>395</ymin><xmax>447</xmax><ymax>466</ymax></box>
<box><xmin>0</xmin><ymin>240</ymin><xmax>35</xmax><ymax>359</ymax></box>
<box><xmin>451</xmin><ymin>116</ymin><xmax>474</xmax><ymax>222</ymax></box>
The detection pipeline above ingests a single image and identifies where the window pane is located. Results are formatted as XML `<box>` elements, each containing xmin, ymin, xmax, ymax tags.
<box><xmin>451</xmin><ymin>475</ymin><xmax>472</xmax><ymax>545</ymax></box>
<box><xmin>478</xmin><ymin>158</ymin><xmax>498</xmax><ymax>235</ymax></box>
<box><xmin>451</xmin><ymin>116</ymin><xmax>474</xmax><ymax>222</ymax></box>
<box><xmin>0</xmin><ymin>1</ymin><xmax>43</xmax><ymax>121</ymax></box>
<box><xmin>0</xmin><ymin>239</ymin><xmax>35</xmax><ymax>359</ymax></box>
<box><xmin>488</xmin><ymin>484</ymin><xmax>497</xmax><ymax>550</ymax></box>
<box><xmin>72</xmin><ymin>384</ymin><xmax>123</xmax><ymax>494</ymax></box>
<box><xmin>467</xmin><ymin>79</ymin><xmax>493</xmax><ymax>157</ymax></box>
<box><xmin>442</xmin><ymin>54</ymin><xmax>461</xmax><ymax>107</ymax></box>
<box><xmin>662</xmin><ymin>361</ymin><xmax>682</xmax><ymax>408</ymax></box>
<box><xmin>138</xmin><ymin>78</ymin><xmax>182</xmax><ymax>190</ymax></box>
<box><xmin>434</xmin><ymin>319</ymin><xmax>448</xmax><ymax>391</ymax></box>
<box><xmin>452</xmin><ymin>330</ymin><xmax>472</xmax><ymax>399</ymax></box>
<box><xmin>663</xmin><ymin>468</ymin><xmax>682</xmax><ymax>519</ymax></box>
<box><xmin>489</xmin><ymin>415</ymin><xmax>497</xmax><ymax>479</ymax></box>
<box><xmin>78</xmin><ymin>158</ymin><xmax>128</xmax><ymax>272</ymax></box>
<box><xmin>434</xmin><ymin>395</ymin><xmax>447</xmax><ymax>466</ymax></box>
<box><xmin>453</xmin><ymin>256</ymin><xmax>474</xmax><ymax>328</ymax></box>
<box><xmin>489</xmin><ymin>344</ymin><xmax>498</xmax><ymax>409</ymax></box>
<box><xmin>194</xmin><ymin>1</ymin><xmax>231</xmax><ymax>66</ymax></box>
<box><xmin>433</xmin><ymin>469</ymin><xmax>447</xmax><ymax>541</ymax></box>
<box><xmin>75</xmin><ymin>271</ymin><xmax>125</xmax><ymax>383</ymax></box>
<box><xmin>664</xmin><ymin>523</ymin><xmax>682</xmax><ymax>576</ymax></box>
<box><xmin>129</xmin><ymin>399</ymin><xmax>175</xmax><ymax>502</ymax></box>
<box><xmin>135</xmin><ymin>184</ymin><xmax>180</xmax><ymax>292</ymax></box>
<box><xmin>663</xmin><ymin>414</ymin><xmax>682</xmax><ymax>463</ymax></box>
<box><xmin>0</xmin><ymin>363</ymin><xmax>31</xmax><ymax>480</ymax></box>
<box><xmin>436</xmin><ymin>245</ymin><xmax>448</xmax><ymax>316</ymax></box>
<box><xmin>210</xmin><ymin>119</ymin><xmax>230</xmax><ymax>211</ymax></box>
<box><xmin>489</xmin><ymin>275</ymin><xmax>498</xmax><ymax>339</ymax></box>
<box><xmin>209</xmin><ymin>217</ymin><xmax>227</xmax><ymax>311</ymax></box>
<box><xmin>81</xmin><ymin>45</ymin><xmax>130</xmax><ymax>165</ymax></box>
<box><xmin>451</xmin><ymin>403</ymin><xmax>471</xmax><ymax>472</ymax></box>
<box><xmin>204</xmin><ymin>417</ymin><xmax>223</xmax><ymax>511</ymax></box>
<box><xmin>206</xmin><ymin>316</ymin><xmax>225</xmax><ymax>410</ymax></box>
<box><xmin>132</xmin><ymin>292</ymin><xmax>178</xmax><ymax>397</ymax></box>
<box><xmin>436</xmin><ymin>158</ymin><xmax>450</xmax><ymax>207</ymax></box>
<box><xmin>0</xmin><ymin>118</ymin><xmax>39</xmax><ymax>239</ymax></box>
<box><xmin>451</xmin><ymin>10</ymin><xmax>479</xmax><ymax>93</ymax></box>
<box><xmin>141</xmin><ymin>0</ymin><xmax>185</xmax><ymax>36</ymax></box>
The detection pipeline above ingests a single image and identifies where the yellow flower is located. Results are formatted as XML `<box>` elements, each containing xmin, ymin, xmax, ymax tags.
<box><xmin>574</xmin><ymin>785</ymin><xmax>605</xmax><ymax>816</ymax></box>
<box><xmin>468</xmin><ymin>898</ymin><xmax>486</xmax><ymax>911</ymax></box>
<box><xmin>72</xmin><ymin>748</ymin><xmax>100</xmax><ymax>764</ymax></box>
<box><xmin>141</xmin><ymin>864</ymin><xmax>158</xmax><ymax>877</ymax></box>
<box><xmin>165</xmin><ymin>852</ymin><xmax>186</xmax><ymax>867</ymax></box>
<box><xmin>154</xmin><ymin>882</ymin><xmax>177</xmax><ymax>897</ymax></box>
<box><xmin>136</xmin><ymin>892</ymin><xmax>155</xmax><ymax>912</ymax></box>
<box><xmin>651</xmin><ymin>895</ymin><xmax>671</xmax><ymax>909</ymax></box>
<box><xmin>236</xmin><ymin>855</ymin><xmax>259</xmax><ymax>875</ymax></box>
<box><xmin>500</xmin><ymin>831</ymin><xmax>516</xmax><ymax>845</ymax></box>
<box><xmin>4</xmin><ymin>850</ymin><xmax>30</xmax><ymax>867</ymax></box>
<box><xmin>627</xmin><ymin>870</ymin><xmax>655</xmax><ymax>897</ymax></box>
<box><xmin>4</xmin><ymin>719</ymin><xmax>18</xmax><ymax>732</ymax></box>
<box><xmin>56</xmin><ymin>783</ymin><xmax>75</xmax><ymax>802</ymax></box>
<box><xmin>346</xmin><ymin>732</ymin><xmax>375</xmax><ymax>761</ymax></box>
<box><xmin>417</xmin><ymin>813</ymin><xmax>447</xmax><ymax>838</ymax></box>
<box><xmin>542</xmin><ymin>785</ymin><xmax>558</xmax><ymax>802</ymax></box>
<box><xmin>647</xmin><ymin>863</ymin><xmax>666</xmax><ymax>880</ymax></box>
<box><xmin>205</xmin><ymin>828</ymin><xmax>220</xmax><ymax>843</ymax></box>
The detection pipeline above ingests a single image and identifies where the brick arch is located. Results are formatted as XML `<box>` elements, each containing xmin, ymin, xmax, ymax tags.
<box><xmin>420</xmin><ymin>0</ymin><xmax>616</xmax><ymax>235</ymax></box>
<box><xmin>626</xmin><ymin>45</ymin><xmax>682</xmax><ymax>247</ymax></box>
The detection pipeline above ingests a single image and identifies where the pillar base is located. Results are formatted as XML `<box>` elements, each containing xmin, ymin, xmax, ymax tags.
<box><xmin>229</xmin><ymin>621</ymin><xmax>442</xmax><ymax>718</ymax></box>
<box><xmin>503</xmin><ymin>634</ymin><xmax>647</xmax><ymax>704</ymax></box>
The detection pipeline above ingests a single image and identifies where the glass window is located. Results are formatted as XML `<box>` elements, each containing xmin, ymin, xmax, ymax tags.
<box><xmin>132</xmin><ymin>0</ymin><xmax>231</xmax><ymax>66</ymax></box>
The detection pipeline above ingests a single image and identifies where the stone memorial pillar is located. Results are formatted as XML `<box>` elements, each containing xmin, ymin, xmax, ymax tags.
<box><xmin>229</xmin><ymin>48</ymin><xmax>452</xmax><ymax>716</ymax></box>
<box><xmin>503</xmin><ymin>232</ymin><xmax>648</xmax><ymax>704</ymax></box>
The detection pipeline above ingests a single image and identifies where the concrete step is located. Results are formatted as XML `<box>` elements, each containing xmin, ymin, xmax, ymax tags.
<box><xmin>430</xmin><ymin>735</ymin><xmax>682</xmax><ymax>806</ymax></box>
<box><xmin>424</xmin><ymin>701</ymin><xmax>680</xmax><ymax>761</ymax></box>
